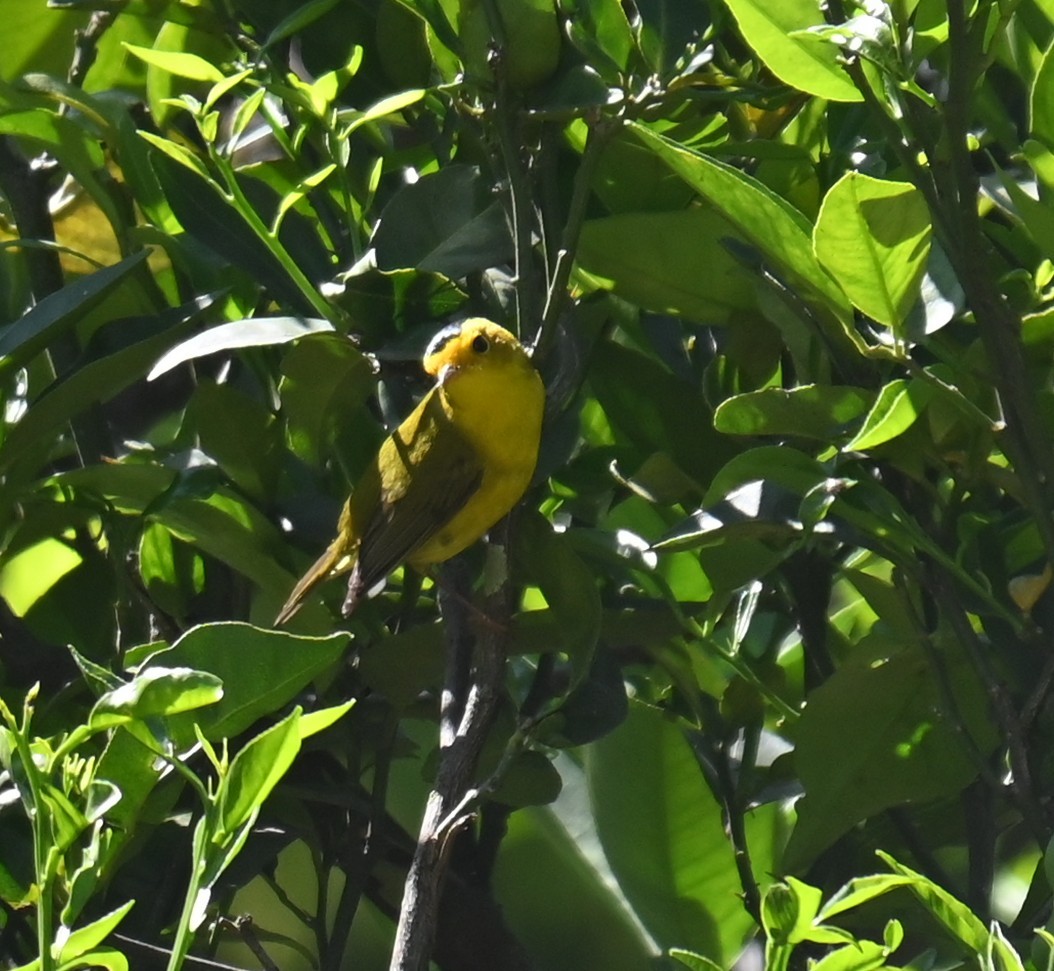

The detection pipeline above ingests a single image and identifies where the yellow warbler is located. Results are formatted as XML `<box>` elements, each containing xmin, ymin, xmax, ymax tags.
<box><xmin>275</xmin><ymin>318</ymin><xmax>545</xmax><ymax>624</ymax></box>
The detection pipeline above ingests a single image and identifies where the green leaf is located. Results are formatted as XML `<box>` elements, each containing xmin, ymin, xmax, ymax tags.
<box><xmin>148</xmin><ymin>316</ymin><xmax>333</xmax><ymax>380</ymax></box>
<box><xmin>492</xmin><ymin>785</ymin><xmax>659</xmax><ymax>971</ymax></box>
<box><xmin>57</xmin><ymin>901</ymin><xmax>135</xmax><ymax>963</ymax></box>
<box><xmin>817</xmin><ymin>873</ymin><xmax>917</xmax><ymax>922</ymax></box>
<box><xmin>137</xmin><ymin>130</ymin><xmax>211</xmax><ymax>179</ymax></box>
<box><xmin>559</xmin><ymin>0</ymin><xmax>636</xmax><ymax>74</ymax></box>
<box><xmin>371</xmin><ymin>164</ymin><xmax>514</xmax><ymax>278</ymax></box>
<box><xmin>722</xmin><ymin>0</ymin><xmax>862</xmax><ymax>101</ymax></box>
<box><xmin>514</xmin><ymin>511</ymin><xmax>601</xmax><ymax>682</ymax></box>
<box><xmin>808</xmin><ymin>939</ymin><xmax>889</xmax><ymax>971</ymax></box>
<box><xmin>122</xmin><ymin>43</ymin><xmax>225</xmax><ymax>82</ymax></box>
<box><xmin>575</xmin><ymin>209</ymin><xmax>758</xmax><ymax>323</ymax></box>
<box><xmin>297</xmin><ymin>700</ymin><xmax>355</xmax><ymax>739</ymax></box>
<box><xmin>261</xmin><ymin>0</ymin><xmax>342</xmax><ymax>49</ymax></box>
<box><xmin>0</xmin><ymin>252</ymin><xmax>148</xmax><ymax>379</ymax></box>
<box><xmin>588</xmin><ymin>701</ymin><xmax>758</xmax><ymax>961</ymax></box>
<box><xmin>814</xmin><ymin>173</ymin><xmax>932</xmax><ymax>332</ymax></box>
<box><xmin>0</xmin><ymin>295</ymin><xmax>216</xmax><ymax>478</ymax></box>
<box><xmin>148</xmin><ymin>151</ymin><xmax>319</xmax><ymax>313</ymax></box>
<box><xmin>278</xmin><ymin>333</ymin><xmax>375</xmax><ymax>465</ymax></box>
<box><xmin>842</xmin><ymin>378</ymin><xmax>934</xmax><ymax>452</ymax></box>
<box><xmin>995</xmin><ymin>163</ymin><xmax>1054</xmax><ymax>262</ymax></box>
<box><xmin>146</xmin><ymin>622</ymin><xmax>349</xmax><ymax>739</ymax></box>
<box><xmin>876</xmin><ymin>852</ymin><xmax>988</xmax><ymax>953</ymax></box>
<box><xmin>669</xmin><ymin>949</ymin><xmax>722</xmax><ymax>971</ymax></box>
<box><xmin>188</xmin><ymin>382</ymin><xmax>280</xmax><ymax>500</ymax></box>
<box><xmin>490</xmin><ymin>749</ymin><xmax>563</xmax><ymax>807</ymax></box>
<box><xmin>703</xmin><ymin>446</ymin><xmax>830</xmax><ymax>507</ymax></box>
<box><xmin>37</xmin><ymin>784</ymin><xmax>90</xmax><ymax>854</ymax></box>
<box><xmin>218</xmin><ymin>707</ymin><xmax>302</xmax><ymax>835</ymax></box>
<box><xmin>1031</xmin><ymin>40</ymin><xmax>1054</xmax><ymax>150</ymax></box>
<box><xmin>714</xmin><ymin>385</ymin><xmax>871</xmax><ymax>439</ymax></box>
<box><xmin>589</xmin><ymin>338</ymin><xmax>736</xmax><ymax>485</ymax></box>
<box><xmin>785</xmin><ymin>652</ymin><xmax>995</xmax><ymax>869</ymax></box>
<box><xmin>91</xmin><ymin>666</ymin><xmax>224</xmax><ymax>727</ymax></box>
<box><xmin>0</xmin><ymin>108</ymin><xmax>124</xmax><ymax>234</ymax></box>
<box><xmin>542</xmin><ymin>643</ymin><xmax>628</xmax><ymax>747</ymax></box>
<box><xmin>57</xmin><ymin>949</ymin><xmax>129</xmax><ymax>971</ymax></box>
<box><xmin>340</xmin><ymin>88</ymin><xmax>427</xmax><ymax>136</ymax></box>
<box><xmin>986</xmin><ymin>922</ymin><xmax>1026</xmax><ymax>971</ymax></box>
<box><xmin>760</xmin><ymin>876</ymin><xmax>855</xmax><ymax>947</ymax></box>
<box><xmin>629</xmin><ymin>124</ymin><xmax>862</xmax><ymax>362</ymax></box>
<box><xmin>357</xmin><ymin>621</ymin><xmax>445</xmax><ymax>707</ymax></box>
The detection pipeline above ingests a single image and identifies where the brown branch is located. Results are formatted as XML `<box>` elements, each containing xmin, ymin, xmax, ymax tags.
<box><xmin>387</xmin><ymin>552</ymin><xmax>513</xmax><ymax>971</ymax></box>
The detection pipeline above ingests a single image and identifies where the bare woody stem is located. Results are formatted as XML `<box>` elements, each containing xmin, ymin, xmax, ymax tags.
<box><xmin>387</xmin><ymin>559</ymin><xmax>511</xmax><ymax>971</ymax></box>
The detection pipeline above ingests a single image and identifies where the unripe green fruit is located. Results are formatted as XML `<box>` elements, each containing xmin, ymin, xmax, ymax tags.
<box><xmin>458</xmin><ymin>0</ymin><xmax>560</xmax><ymax>90</ymax></box>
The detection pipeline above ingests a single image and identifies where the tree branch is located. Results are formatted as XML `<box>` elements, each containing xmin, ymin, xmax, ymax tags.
<box><xmin>387</xmin><ymin>554</ymin><xmax>512</xmax><ymax>971</ymax></box>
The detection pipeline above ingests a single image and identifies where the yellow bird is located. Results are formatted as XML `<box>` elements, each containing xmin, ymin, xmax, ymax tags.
<box><xmin>275</xmin><ymin>318</ymin><xmax>545</xmax><ymax>624</ymax></box>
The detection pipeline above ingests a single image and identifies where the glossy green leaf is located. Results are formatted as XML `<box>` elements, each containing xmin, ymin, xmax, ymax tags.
<box><xmin>56</xmin><ymin>900</ymin><xmax>135</xmax><ymax>963</ymax></box>
<box><xmin>0</xmin><ymin>252</ymin><xmax>147</xmax><ymax>379</ymax></box>
<box><xmin>122</xmin><ymin>43</ymin><xmax>225</xmax><ymax>82</ymax></box>
<box><xmin>576</xmin><ymin>209</ymin><xmax>757</xmax><ymax>323</ymax></box>
<box><xmin>540</xmin><ymin>647</ymin><xmax>628</xmax><ymax>747</ymax></box>
<box><xmin>0</xmin><ymin>295</ymin><xmax>215</xmax><ymax>478</ymax></box>
<box><xmin>987</xmin><ymin>922</ymin><xmax>1027</xmax><ymax>971</ymax></box>
<box><xmin>842</xmin><ymin>378</ymin><xmax>934</xmax><ymax>452</ymax></box>
<box><xmin>703</xmin><ymin>446</ymin><xmax>830</xmax><ymax>506</ymax></box>
<box><xmin>722</xmin><ymin>0</ymin><xmax>862</xmax><ymax>101</ymax></box>
<box><xmin>57</xmin><ymin>949</ymin><xmax>129</xmax><ymax>971</ymax></box>
<box><xmin>785</xmin><ymin>652</ymin><xmax>996</xmax><ymax>869</ymax></box>
<box><xmin>514</xmin><ymin>511</ymin><xmax>601</xmax><ymax>681</ymax></box>
<box><xmin>814</xmin><ymin>173</ymin><xmax>932</xmax><ymax>331</ymax></box>
<box><xmin>809</xmin><ymin>939</ymin><xmax>889</xmax><ymax>971</ymax></box>
<box><xmin>589</xmin><ymin>338</ymin><xmax>736</xmax><ymax>485</ymax></box>
<box><xmin>219</xmin><ymin>707</ymin><xmax>302</xmax><ymax>835</ymax></box>
<box><xmin>148</xmin><ymin>151</ymin><xmax>317</xmax><ymax>313</ymax></box>
<box><xmin>714</xmin><ymin>385</ymin><xmax>871</xmax><ymax>439</ymax></box>
<box><xmin>148</xmin><ymin>316</ymin><xmax>333</xmax><ymax>380</ymax></box>
<box><xmin>0</xmin><ymin>108</ymin><xmax>124</xmax><ymax>234</ymax></box>
<box><xmin>490</xmin><ymin>749</ymin><xmax>563</xmax><ymax>807</ymax></box>
<box><xmin>278</xmin><ymin>333</ymin><xmax>375</xmax><ymax>464</ymax></box>
<box><xmin>261</xmin><ymin>0</ymin><xmax>342</xmax><ymax>49</ymax></box>
<box><xmin>995</xmin><ymin>163</ymin><xmax>1054</xmax><ymax>262</ymax></box>
<box><xmin>561</xmin><ymin>0</ymin><xmax>635</xmax><ymax>73</ymax></box>
<box><xmin>876</xmin><ymin>852</ymin><xmax>988</xmax><ymax>954</ymax></box>
<box><xmin>588</xmin><ymin>702</ymin><xmax>758</xmax><ymax>961</ymax></box>
<box><xmin>669</xmin><ymin>949</ymin><xmax>722</xmax><ymax>971</ymax></box>
<box><xmin>188</xmin><ymin>382</ymin><xmax>280</xmax><ymax>500</ymax></box>
<box><xmin>817</xmin><ymin>873</ymin><xmax>916</xmax><ymax>921</ymax></box>
<box><xmin>372</xmin><ymin>164</ymin><xmax>514</xmax><ymax>278</ymax></box>
<box><xmin>50</xmin><ymin>463</ymin><xmax>294</xmax><ymax>597</ymax></box>
<box><xmin>145</xmin><ymin>622</ymin><xmax>349</xmax><ymax>739</ymax></box>
<box><xmin>91</xmin><ymin>666</ymin><xmax>223</xmax><ymax>727</ymax></box>
<box><xmin>493</xmin><ymin>789</ymin><xmax>658</xmax><ymax>971</ymax></box>
<box><xmin>1031</xmin><ymin>40</ymin><xmax>1054</xmax><ymax>149</ymax></box>
<box><xmin>629</xmin><ymin>124</ymin><xmax>862</xmax><ymax>362</ymax></box>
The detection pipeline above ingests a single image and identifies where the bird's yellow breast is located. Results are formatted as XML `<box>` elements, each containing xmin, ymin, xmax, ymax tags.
<box><xmin>408</xmin><ymin>345</ymin><xmax>544</xmax><ymax>566</ymax></box>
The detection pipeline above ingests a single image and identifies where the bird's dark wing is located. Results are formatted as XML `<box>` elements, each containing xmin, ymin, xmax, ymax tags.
<box><xmin>344</xmin><ymin>393</ymin><xmax>483</xmax><ymax>614</ymax></box>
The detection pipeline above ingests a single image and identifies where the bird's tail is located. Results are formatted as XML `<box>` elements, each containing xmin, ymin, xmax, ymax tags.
<box><xmin>274</xmin><ymin>542</ymin><xmax>352</xmax><ymax>626</ymax></box>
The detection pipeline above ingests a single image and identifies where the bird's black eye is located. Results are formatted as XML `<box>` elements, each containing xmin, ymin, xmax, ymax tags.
<box><xmin>471</xmin><ymin>334</ymin><xmax>490</xmax><ymax>354</ymax></box>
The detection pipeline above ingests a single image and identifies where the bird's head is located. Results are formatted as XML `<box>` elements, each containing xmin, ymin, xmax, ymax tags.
<box><xmin>423</xmin><ymin>318</ymin><xmax>532</xmax><ymax>387</ymax></box>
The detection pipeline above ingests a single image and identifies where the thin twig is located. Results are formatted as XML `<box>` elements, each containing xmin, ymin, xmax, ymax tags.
<box><xmin>323</xmin><ymin>708</ymin><xmax>398</xmax><ymax>970</ymax></box>
<box><xmin>924</xmin><ymin>562</ymin><xmax>1051</xmax><ymax>843</ymax></box>
<box><xmin>535</xmin><ymin>115</ymin><xmax>619</xmax><ymax>361</ymax></box>
<box><xmin>687</xmin><ymin>730</ymin><xmax>762</xmax><ymax>925</ymax></box>
<box><xmin>479</xmin><ymin>0</ymin><xmax>539</xmax><ymax>336</ymax></box>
